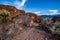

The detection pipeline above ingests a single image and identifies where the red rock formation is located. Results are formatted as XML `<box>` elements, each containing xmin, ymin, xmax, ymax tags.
<box><xmin>0</xmin><ymin>5</ymin><xmax>25</xmax><ymax>18</ymax></box>
<box><xmin>13</xmin><ymin>13</ymin><xmax>39</xmax><ymax>27</ymax></box>
<box><xmin>35</xmin><ymin>16</ymin><xmax>43</xmax><ymax>23</ymax></box>
<box><xmin>26</xmin><ymin>12</ymin><xmax>37</xmax><ymax>19</ymax></box>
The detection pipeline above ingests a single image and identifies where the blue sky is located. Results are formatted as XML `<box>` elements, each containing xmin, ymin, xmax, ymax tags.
<box><xmin>0</xmin><ymin>0</ymin><xmax>60</xmax><ymax>15</ymax></box>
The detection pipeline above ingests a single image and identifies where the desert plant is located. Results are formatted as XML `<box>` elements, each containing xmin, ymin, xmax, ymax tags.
<box><xmin>0</xmin><ymin>9</ymin><xmax>12</xmax><ymax>23</ymax></box>
<box><xmin>0</xmin><ymin>15</ymin><xmax>3</xmax><ymax>22</ymax></box>
<box><xmin>49</xmin><ymin>22</ymin><xmax>60</xmax><ymax>35</ymax></box>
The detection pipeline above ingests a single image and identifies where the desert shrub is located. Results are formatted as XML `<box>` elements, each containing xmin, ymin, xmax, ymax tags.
<box><xmin>49</xmin><ymin>22</ymin><xmax>60</xmax><ymax>35</ymax></box>
<box><xmin>36</xmin><ymin>18</ymin><xmax>60</xmax><ymax>35</ymax></box>
<box><xmin>0</xmin><ymin>9</ymin><xmax>12</xmax><ymax>23</ymax></box>
<box><xmin>36</xmin><ymin>22</ymin><xmax>51</xmax><ymax>33</ymax></box>
<box><xmin>0</xmin><ymin>15</ymin><xmax>3</xmax><ymax>22</ymax></box>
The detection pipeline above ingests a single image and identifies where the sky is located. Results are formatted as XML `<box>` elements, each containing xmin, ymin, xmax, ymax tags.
<box><xmin>0</xmin><ymin>0</ymin><xmax>60</xmax><ymax>15</ymax></box>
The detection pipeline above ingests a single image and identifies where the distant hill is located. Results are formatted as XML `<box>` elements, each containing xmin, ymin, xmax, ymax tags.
<box><xmin>41</xmin><ymin>14</ymin><xmax>60</xmax><ymax>18</ymax></box>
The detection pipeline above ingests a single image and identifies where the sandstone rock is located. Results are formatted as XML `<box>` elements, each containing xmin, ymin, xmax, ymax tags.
<box><xmin>0</xmin><ymin>5</ymin><xmax>25</xmax><ymax>18</ymax></box>
<box><xmin>13</xmin><ymin>13</ymin><xmax>40</xmax><ymax>27</ymax></box>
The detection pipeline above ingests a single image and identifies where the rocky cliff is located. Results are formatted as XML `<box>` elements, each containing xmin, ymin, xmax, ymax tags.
<box><xmin>0</xmin><ymin>5</ymin><xmax>25</xmax><ymax>18</ymax></box>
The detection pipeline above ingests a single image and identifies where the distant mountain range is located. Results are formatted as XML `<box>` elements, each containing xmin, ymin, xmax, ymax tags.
<box><xmin>41</xmin><ymin>14</ymin><xmax>60</xmax><ymax>18</ymax></box>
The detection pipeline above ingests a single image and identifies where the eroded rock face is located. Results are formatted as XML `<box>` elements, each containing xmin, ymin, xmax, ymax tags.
<box><xmin>0</xmin><ymin>5</ymin><xmax>26</xmax><ymax>24</ymax></box>
<box><xmin>0</xmin><ymin>5</ymin><xmax>42</xmax><ymax>27</ymax></box>
<box><xmin>35</xmin><ymin>16</ymin><xmax>43</xmax><ymax>23</ymax></box>
<box><xmin>13</xmin><ymin>13</ymin><xmax>40</xmax><ymax>27</ymax></box>
<box><xmin>0</xmin><ymin>5</ymin><xmax>25</xmax><ymax>18</ymax></box>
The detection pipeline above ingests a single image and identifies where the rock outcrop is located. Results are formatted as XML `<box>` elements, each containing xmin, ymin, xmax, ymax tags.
<box><xmin>0</xmin><ymin>5</ymin><xmax>25</xmax><ymax>18</ymax></box>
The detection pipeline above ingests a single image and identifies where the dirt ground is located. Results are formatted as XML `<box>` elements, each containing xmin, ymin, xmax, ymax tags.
<box><xmin>11</xmin><ymin>27</ymin><xmax>60</xmax><ymax>40</ymax></box>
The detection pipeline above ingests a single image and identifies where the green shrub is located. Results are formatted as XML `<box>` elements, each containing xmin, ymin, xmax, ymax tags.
<box><xmin>0</xmin><ymin>9</ymin><xmax>12</xmax><ymax>23</ymax></box>
<box><xmin>49</xmin><ymin>22</ymin><xmax>60</xmax><ymax>35</ymax></box>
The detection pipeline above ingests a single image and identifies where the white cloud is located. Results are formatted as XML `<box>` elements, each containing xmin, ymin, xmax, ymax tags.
<box><xmin>48</xmin><ymin>10</ymin><xmax>60</xmax><ymax>15</ymax></box>
<box><xmin>0</xmin><ymin>0</ymin><xmax>27</xmax><ymax>9</ymax></box>
<box><xmin>15</xmin><ymin>0</ymin><xmax>26</xmax><ymax>9</ymax></box>
<box><xmin>49</xmin><ymin>10</ymin><xmax>58</xmax><ymax>13</ymax></box>
<box><xmin>20</xmin><ymin>0</ymin><xmax>26</xmax><ymax>7</ymax></box>
<box><xmin>34</xmin><ymin>11</ymin><xmax>41</xmax><ymax>14</ymax></box>
<box><xmin>32</xmin><ymin>11</ymin><xmax>41</xmax><ymax>15</ymax></box>
<box><xmin>0</xmin><ymin>1</ymin><xmax>12</xmax><ymax>5</ymax></box>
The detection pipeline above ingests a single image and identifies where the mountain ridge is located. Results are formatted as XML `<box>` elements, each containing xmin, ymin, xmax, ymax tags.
<box><xmin>41</xmin><ymin>14</ymin><xmax>60</xmax><ymax>18</ymax></box>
